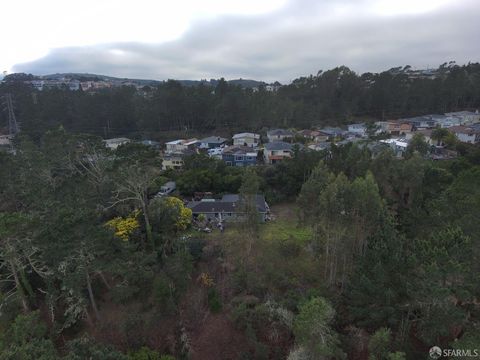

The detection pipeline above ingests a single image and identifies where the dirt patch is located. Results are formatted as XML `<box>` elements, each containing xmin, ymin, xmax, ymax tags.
<box><xmin>189</xmin><ymin>311</ymin><xmax>250</xmax><ymax>360</ymax></box>
<box><xmin>270</xmin><ymin>202</ymin><xmax>299</xmax><ymax>221</ymax></box>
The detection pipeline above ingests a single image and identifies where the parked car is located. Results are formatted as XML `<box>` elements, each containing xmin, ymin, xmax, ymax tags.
<box><xmin>156</xmin><ymin>181</ymin><xmax>176</xmax><ymax>196</ymax></box>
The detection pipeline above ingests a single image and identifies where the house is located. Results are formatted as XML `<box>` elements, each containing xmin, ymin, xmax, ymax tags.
<box><xmin>30</xmin><ymin>80</ymin><xmax>44</xmax><ymax>91</ymax></box>
<box><xmin>140</xmin><ymin>140</ymin><xmax>161</xmax><ymax>149</ymax></box>
<box><xmin>104</xmin><ymin>137</ymin><xmax>131</xmax><ymax>150</ymax></box>
<box><xmin>448</xmin><ymin>126</ymin><xmax>480</xmax><ymax>144</ymax></box>
<box><xmin>198</xmin><ymin>136</ymin><xmax>228</xmax><ymax>149</ymax></box>
<box><xmin>402</xmin><ymin>116</ymin><xmax>435</xmax><ymax>129</ymax></box>
<box><xmin>222</xmin><ymin>145</ymin><xmax>258</xmax><ymax>166</ymax></box>
<box><xmin>68</xmin><ymin>80</ymin><xmax>81</xmax><ymax>91</ymax></box>
<box><xmin>428</xmin><ymin>114</ymin><xmax>461</xmax><ymax>128</ymax></box>
<box><xmin>380</xmin><ymin>138</ymin><xmax>409</xmax><ymax>157</ymax></box>
<box><xmin>264</xmin><ymin>141</ymin><xmax>293</xmax><ymax>164</ymax></box>
<box><xmin>162</xmin><ymin>149</ymin><xmax>196</xmax><ymax>170</ymax></box>
<box><xmin>347</xmin><ymin>123</ymin><xmax>367</xmax><ymax>137</ymax></box>
<box><xmin>314</xmin><ymin>132</ymin><xmax>330</xmax><ymax>143</ymax></box>
<box><xmin>374</xmin><ymin>121</ymin><xmax>390</xmax><ymax>133</ymax></box>
<box><xmin>187</xmin><ymin>194</ymin><xmax>269</xmax><ymax>222</ymax></box>
<box><xmin>319</xmin><ymin>127</ymin><xmax>345</xmax><ymax>139</ymax></box>
<box><xmin>267</xmin><ymin>129</ymin><xmax>294</xmax><ymax>142</ymax></box>
<box><xmin>445</xmin><ymin>111</ymin><xmax>480</xmax><ymax>125</ymax></box>
<box><xmin>406</xmin><ymin>129</ymin><xmax>434</xmax><ymax>145</ymax></box>
<box><xmin>308</xmin><ymin>142</ymin><xmax>331</xmax><ymax>151</ymax></box>
<box><xmin>297</xmin><ymin>129</ymin><xmax>322</xmax><ymax>141</ymax></box>
<box><xmin>386</xmin><ymin>121</ymin><xmax>412</xmax><ymax>136</ymax></box>
<box><xmin>232</xmin><ymin>133</ymin><xmax>260</xmax><ymax>148</ymax></box>
<box><xmin>165</xmin><ymin>138</ymin><xmax>198</xmax><ymax>153</ymax></box>
<box><xmin>0</xmin><ymin>135</ymin><xmax>12</xmax><ymax>147</ymax></box>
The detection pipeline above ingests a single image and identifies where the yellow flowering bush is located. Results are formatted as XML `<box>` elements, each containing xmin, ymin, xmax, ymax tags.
<box><xmin>105</xmin><ymin>210</ymin><xmax>140</xmax><ymax>241</ymax></box>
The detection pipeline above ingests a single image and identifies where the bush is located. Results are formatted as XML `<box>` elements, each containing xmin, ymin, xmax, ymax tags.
<box><xmin>207</xmin><ymin>288</ymin><xmax>222</xmax><ymax>313</ymax></box>
<box><xmin>128</xmin><ymin>346</ymin><xmax>172</xmax><ymax>360</ymax></box>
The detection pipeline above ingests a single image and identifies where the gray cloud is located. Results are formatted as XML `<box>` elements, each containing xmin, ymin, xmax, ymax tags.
<box><xmin>13</xmin><ymin>0</ymin><xmax>480</xmax><ymax>82</ymax></box>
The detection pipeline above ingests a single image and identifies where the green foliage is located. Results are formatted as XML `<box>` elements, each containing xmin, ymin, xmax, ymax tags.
<box><xmin>368</xmin><ymin>328</ymin><xmax>405</xmax><ymax>360</ymax></box>
<box><xmin>207</xmin><ymin>288</ymin><xmax>222</xmax><ymax>313</ymax></box>
<box><xmin>293</xmin><ymin>297</ymin><xmax>344</xmax><ymax>358</ymax></box>
<box><xmin>345</xmin><ymin>221</ymin><xmax>411</xmax><ymax>330</ymax></box>
<box><xmin>128</xmin><ymin>347</ymin><xmax>175</xmax><ymax>360</ymax></box>
<box><xmin>152</xmin><ymin>273</ymin><xmax>175</xmax><ymax>312</ymax></box>
<box><xmin>0</xmin><ymin>311</ymin><xmax>58</xmax><ymax>360</ymax></box>
<box><xmin>405</xmin><ymin>133</ymin><xmax>429</xmax><ymax>158</ymax></box>
<box><xmin>65</xmin><ymin>336</ymin><xmax>127</xmax><ymax>360</ymax></box>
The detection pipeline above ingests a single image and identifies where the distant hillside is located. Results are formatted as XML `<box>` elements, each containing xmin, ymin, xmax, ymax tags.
<box><xmin>39</xmin><ymin>73</ymin><xmax>268</xmax><ymax>88</ymax></box>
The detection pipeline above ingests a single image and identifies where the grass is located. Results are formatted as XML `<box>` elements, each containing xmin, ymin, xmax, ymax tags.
<box><xmin>260</xmin><ymin>219</ymin><xmax>312</xmax><ymax>245</ymax></box>
<box><xmin>203</xmin><ymin>203</ymin><xmax>312</xmax><ymax>245</ymax></box>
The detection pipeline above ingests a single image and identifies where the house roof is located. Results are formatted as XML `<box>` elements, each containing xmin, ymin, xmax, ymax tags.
<box><xmin>267</xmin><ymin>129</ymin><xmax>293</xmax><ymax>136</ymax></box>
<box><xmin>188</xmin><ymin>194</ymin><xmax>267</xmax><ymax>214</ymax></box>
<box><xmin>166</xmin><ymin>138</ymin><xmax>198</xmax><ymax>146</ymax></box>
<box><xmin>199</xmin><ymin>136</ymin><xmax>227</xmax><ymax>144</ymax></box>
<box><xmin>104</xmin><ymin>137</ymin><xmax>130</xmax><ymax>143</ymax></box>
<box><xmin>319</xmin><ymin>127</ymin><xmax>344</xmax><ymax>136</ymax></box>
<box><xmin>264</xmin><ymin>141</ymin><xmax>293</xmax><ymax>151</ymax></box>
<box><xmin>222</xmin><ymin>145</ymin><xmax>258</xmax><ymax>155</ymax></box>
<box><xmin>298</xmin><ymin>129</ymin><xmax>321</xmax><ymax>137</ymax></box>
<box><xmin>446</xmin><ymin>111</ymin><xmax>479</xmax><ymax>116</ymax></box>
<box><xmin>232</xmin><ymin>132</ymin><xmax>260</xmax><ymax>139</ymax></box>
<box><xmin>448</xmin><ymin>126</ymin><xmax>479</xmax><ymax>135</ymax></box>
<box><xmin>348</xmin><ymin>123</ymin><xmax>365</xmax><ymax>127</ymax></box>
<box><xmin>140</xmin><ymin>140</ymin><xmax>160</xmax><ymax>146</ymax></box>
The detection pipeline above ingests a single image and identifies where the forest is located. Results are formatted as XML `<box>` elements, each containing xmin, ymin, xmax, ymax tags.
<box><xmin>0</xmin><ymin>127</ymin><xmax>479</xmax><ymax>359</ymax></box>
<box><xmin>0</xmin><ymin>62</ymin><xmax>480</xmax><ymax>359</ymax></box>
<box><xmin>1</xmin><ymin>62</ymin><xmax>480</xmax><ymax>140</ymax></box>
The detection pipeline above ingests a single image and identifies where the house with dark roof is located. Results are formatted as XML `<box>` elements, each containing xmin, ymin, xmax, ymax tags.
<box><xmin>221</xmin><ymin>145</ymin><xmax>258</xmax><ymax>166</ymax></box>
<box><xmin>347</xmin><ymin>123</ymin><xmax>367</xmax><ymax>137</ymax></box>
<box><xmin>263</xmin><ymin>141</ymin><xmax>293</xmax><ymax>164</ymax></box>
<box><xmin>139</xmin><ymin>140</ymin><xmax>161</xmax><ymax>149</ymax></box>
<box><xmin>402</xmin><ymin>116</ymin><xmax>435</xmax><ymax>129</ymax></box>
<box><xmin>198</xmin><ymin>136</ymin><xmax>228</xmax><ymax>149</ymax></box>
<box><xmin>267</xmin><ymin>129</ymin><xmax>294</xmax><ymax>142</ymax></box>
<box><xmin>187</xmin><ymin>194</ymin><xmax>269</xmax><ymax>222</ymax></box>
<box><xmin>319</xmin><ymin>127</ymin><xmax>345</xmax><ymax>139</ymax></box>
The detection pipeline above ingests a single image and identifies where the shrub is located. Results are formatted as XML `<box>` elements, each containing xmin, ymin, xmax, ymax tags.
<box><xmin>207</xmin><ymin>288</ymin><xmax>222</xmax><ymax>313</ymax></box>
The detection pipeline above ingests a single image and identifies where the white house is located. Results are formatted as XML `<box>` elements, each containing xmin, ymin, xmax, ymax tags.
<box><xmin>232</xmin><ymin>132</ymin><xmax>260</xmax><ymax>148</ymax></box>
<box><xmin>445</xmin><ymin>111</ymin><xmax>480</xmax><ymax>125</ymax></box>
<box><xmin>347</xmin><ymin>123</ymin><xmax>367</xmax><ymax>137</ymax></box>
<box><xmin>165</xmin><ymin>138</ymin><xmax>198</xmax><ymax>153</ymax></box>
<box><xmin>448</xmin><ymin>126</ymin><xmax>479</xmax><ymax>144</ymax></box>
<box><xmin>428</xmin><ymin>114</ymin><xmax>461</xmax><ymax>128</ymax></box>
<box><xmin>104</xmin><ymin>137</ymin><xmax>131</xmax><ymax>150</ymax></box>
<box><xmin>0</xmin><ymin>135</ymin><xmax>12</xmax><ymax>147</ymax></box>
<box><xmin>380</xmin><ymin>138</ymin><xmax>409</xmax><ymax>157</ymax></box>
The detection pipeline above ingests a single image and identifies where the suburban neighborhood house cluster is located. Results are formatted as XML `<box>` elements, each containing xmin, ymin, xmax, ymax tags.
<box><xmin>100</xmin><ymin>109</ymin><xmax>480</xmax><ymax>168</ymax></box>
<box><xmin>91</xmin><ymin>109</ymin><xmax>480</xmax><ymax>225</ymax></box>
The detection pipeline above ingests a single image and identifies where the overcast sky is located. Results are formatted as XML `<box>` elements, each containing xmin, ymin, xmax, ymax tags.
<box><xmin>2</xmin><ymin>0</ymin><xmax>479</xmax><ymax>82</ymax></box>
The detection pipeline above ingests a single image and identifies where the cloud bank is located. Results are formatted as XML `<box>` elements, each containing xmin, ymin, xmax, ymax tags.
<box><xmin>12</xmin><ymin>0</ymin><xmax>480</xmax><ymax>82</ymax></box>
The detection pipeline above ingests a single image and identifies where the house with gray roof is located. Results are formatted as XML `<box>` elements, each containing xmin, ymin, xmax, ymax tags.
<box><xmin>198</xmin><ymin>136</ymin><xmax>228</xmax><ymax>149</ymax></box>
<box><xmin>187</xmin><ymin>194</ymin><xmax>269</xmax><ymax>222</ymax></box>
<box><xmin>267</xmin><ymin>129</ymin><xmax>294</xmax><ymax>142</ymax></box>
<box><xmin>264</xmin><ymin>141</ymin><xmax>293</xmax><ymax>164</ymax></box>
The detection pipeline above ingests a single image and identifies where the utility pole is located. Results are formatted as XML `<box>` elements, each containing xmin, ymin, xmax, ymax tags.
<box><xmin>4</xmin><ymin>93</ymin><xmax>19</xmax><ymax>136</ymax></box>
